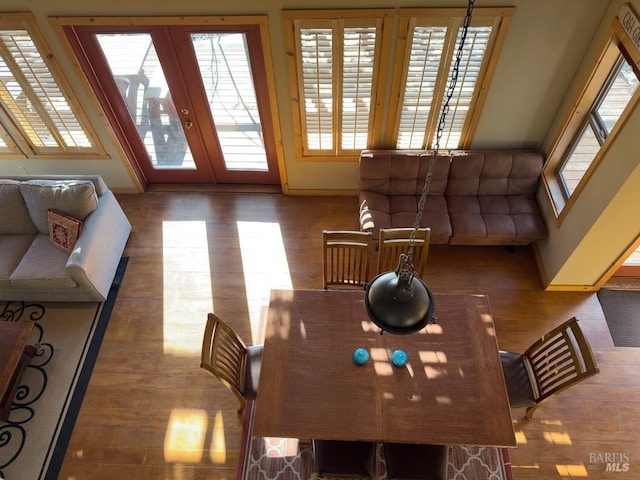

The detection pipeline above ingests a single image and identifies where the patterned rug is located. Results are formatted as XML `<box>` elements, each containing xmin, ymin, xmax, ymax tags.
<box><xmin>0</xmin><ymin>257</ymin><xmax>127</xmax><ymax>480</ymax></box>
<box><xmin>238</xmin><ymin>401</ymin><xmax>513</xmax><ymax>480</ymax></box>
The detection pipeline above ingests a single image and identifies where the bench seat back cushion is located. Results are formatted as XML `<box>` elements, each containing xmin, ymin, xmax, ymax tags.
<box><xmin>19</xmin><ymin>180</ymin><xmax>99</xmax><ymax>234</ymax></box>
<box><xmin>445</xmin><ymin>151</ymin><xmax>543</xmax><ymax>196</ymax></box>
<box><xmin>359</xmin><ymin>150</ymin><xmax>452</xmax><ymax>241</ymax></box>
<box><xmin>0</xmin><ymin>180</ymin><xmax>38</xmax><ymax>234</ymax></box>
<box><xmin>359</xmin><ymin>150</ymin><xmax>451</xmax><ymax>195</ymax></box>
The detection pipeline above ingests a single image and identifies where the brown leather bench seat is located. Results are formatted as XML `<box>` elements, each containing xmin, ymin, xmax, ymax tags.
<box><xmin>358</xmin><ymin>149</ymin><xmax>547</xmax><ymax>245</ymax></box>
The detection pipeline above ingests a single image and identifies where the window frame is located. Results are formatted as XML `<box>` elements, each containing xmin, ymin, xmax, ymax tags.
<box><xmin>389</xmin><ymin>7</ymin><xmax>513</xmax><ymax>151</ymax></box>
<box><xmin>0</xmin><ymin>13</ymin><xmax>107</xmax><ymax>159</ymax></box>
<box><xmin>283</xmin><ymin>8</ymin><xmax>513</xmax><ymax>163</ymax></box>
<box><xmin>283</xmin><ymin>9</ymin><xmax>394</xmax><ymax>163</ymax></box>
<box><xmin>542</xmin><ymin>17</ymin><xmax>640</xmax><ymax>223</ymax></box>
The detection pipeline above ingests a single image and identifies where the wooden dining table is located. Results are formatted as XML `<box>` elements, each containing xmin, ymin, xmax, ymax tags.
<box><xmin>253</xmin><ymin>289</ymin><xmax>516</xmax><ymax>447</ymax></box>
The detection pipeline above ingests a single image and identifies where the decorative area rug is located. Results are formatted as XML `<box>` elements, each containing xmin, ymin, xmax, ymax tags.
<box><xmin>0</xmin><ymin>257</ymin><xmax>128</xmax><ymax>480</ymax></box>
<box><xmin>238</xmin><ymin>401</ymin><xmax>513</xmax><ymax>480</ymax></box>
<box><xmin>597</xmin><ymin>287</ymin><xmax>640</xmax><ymax>347</ymax></box>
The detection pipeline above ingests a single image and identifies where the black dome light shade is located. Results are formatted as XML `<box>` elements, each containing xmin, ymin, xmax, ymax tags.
<box><xmin>365</xmin><ymin>268</ymin><xmax>435</xmax><ymax>334</ymax></box>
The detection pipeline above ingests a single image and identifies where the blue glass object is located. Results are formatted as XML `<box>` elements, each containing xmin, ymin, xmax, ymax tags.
<box><xmin>392</xmin><ymin>349</ymin><xmax>408</xmax><ymax>367</ymax></box>
<box><xmin>353</xmin><ymin>347</ymin><xmax>369</xmax><ymax>365</ymax></box>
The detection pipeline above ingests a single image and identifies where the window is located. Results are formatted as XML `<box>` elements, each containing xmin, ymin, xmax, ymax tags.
<box><xmin>0</xmin><ymin>13</ymin><xmax>105</xmax><ymax>158</ymax></box>
<box><xmin>559</xmin><ymin>57</ymin><xmax>638</xmax><ymax>195</ymax></box>
<box><xmin>284</xmin><ymin>10</ymin><xmax>394</xmax><ymax>161</ymax></box>
<box><xmin>543</xmin><ymin>17</ymin><xmax>640</xmax><ymax>220</ymax></box>
<box><xmin>283</xmin><ymin>8</ymin><xmax>513</xmax><ymax>162</ymax></box>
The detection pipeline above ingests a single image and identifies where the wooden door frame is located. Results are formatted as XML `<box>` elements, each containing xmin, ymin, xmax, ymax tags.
<box><xmin>55</xmin><ymin>16</ymin><xmax>287</xmax><ymax>189</ymax></box>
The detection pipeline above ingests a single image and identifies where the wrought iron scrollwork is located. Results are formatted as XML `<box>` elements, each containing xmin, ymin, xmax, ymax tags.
<box><xmin>0</xmin><ymin>301</ymin><xmax>51</xmax><ymax>473</ymax></box>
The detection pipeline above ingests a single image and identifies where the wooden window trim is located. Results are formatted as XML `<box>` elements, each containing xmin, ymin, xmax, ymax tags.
<box><xmin>283</xmin><ymin>9</ymin><xmax>394</xmax><ymax>162</ymax></box>
<box><xmin>542</xmin><ymin>18</ymin><xmax>640</xmax><ymax>224</ymax></box>
<box><xmin>387</xmin><ymin>7</ymin><xmax>513</xmax><ymax>150</ymax></box>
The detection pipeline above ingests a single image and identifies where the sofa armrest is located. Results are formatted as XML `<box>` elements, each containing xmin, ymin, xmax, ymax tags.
<box><xmin>66</xmin><ymin>190</ymin><xmax>131</xmax><ymax>301</ymax></box>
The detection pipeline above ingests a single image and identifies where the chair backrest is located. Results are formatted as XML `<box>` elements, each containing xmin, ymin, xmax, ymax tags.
<box><xmin>524</xmin><ymin>317</ymin><xmax>599</xmax><ymax>406</ymax></box>
<box><xmin>313</xmin><ymin>439</ymin><xmax>377</xmax><ymax>479</ymax></box>
<box><xmin>200</xmin><ymin>313</ymin><xmax>248</xmax><ymax>404</ymax></box>
<box><xmin>377</xmin><ymin>227</ymin><xmax>431</xmax><ymax>277</ymax></box>
<box><xmin>383</xmin><ymin>442</ymin><xmax>449</xmax><ymax>480</ymax></box>
<box><xmin>323</xmin><ymin>230</ymin><xmax>373</xmax><ymax>289</ymax></box>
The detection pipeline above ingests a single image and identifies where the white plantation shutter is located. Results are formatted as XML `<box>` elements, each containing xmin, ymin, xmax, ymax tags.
<box><xmin>397</xmin><ymin>26</ymin><xmax>446</xmax><ymax>149</ymax></box>
<box><xmin>397</xmin><ymin>23</ymin><xmax>492</xmax><ymax>150</ymax></box>
<box><xmin>286</xmin><ymin>8</ymin><xmax>510</xmax><ymax>160</ymax></box>
<box><xmin>0</xmin><ymin>20</ymin><xmax>97</xmax><ymax>155</ymax></box>
<box><xmin>293</xmin><ymin>14</ymin><xmax>385</xmax><ymax>157</ymax></box>
<box><xmin>434</xmin><ymin>26</ymin><xmax>491</xmax><ymax>149</ymax></box>
<box><xmin>300</xmin><ymin>26</ymin><xmax>333</xmax><ymax>151</ymax></box>
<box><xmin>341</xmin><ymin>26</ymin><xmax>376</xmax><ymax>150</ymax></box>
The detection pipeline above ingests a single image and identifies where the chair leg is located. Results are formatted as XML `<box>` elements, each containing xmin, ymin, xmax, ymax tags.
<box><xmin>235</xmin><ymin>394</ymin><xmax>247</xmax><ymax>416</ymax></box>
<box><xmin>525</xmin><ymin>403</ymin><xmax>541</xmax><ymax>420</ymax></box>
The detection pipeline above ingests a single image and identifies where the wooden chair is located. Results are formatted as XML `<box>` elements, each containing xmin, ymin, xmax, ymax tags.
<box><xmin>200</xmin><ymin>313</ymin><xmax>263</xmax><ymax>415</ymax></box>
<box><xmin>383</xmin><ymin>443</ymin><xmax>449</xmax><ymax>480</ymax></box>
<box><xmin>323</xmin><ymin>230</ymin><xmax>373</xmax><ymax>289</ymax></box>
<box><xmin>312</xmin><ymin>439</ymin><xmax>377</xmax><ymax>479</ymax></box>
<box><xmin>500</xmin><ymin>316</ymin><xmax>599</xmax><ymax>420</ymax></box>
<box><xmin>377</xmin><ymin>228</ymin><xmax>431</xmax><ymax>278</ymax></box>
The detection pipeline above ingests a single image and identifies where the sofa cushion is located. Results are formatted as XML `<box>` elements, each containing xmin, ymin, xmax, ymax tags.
<box><xmin>359</xmin><ymin>150</ymin><xmax>450</xmax><ymax>196</ymax></box>
<box><xmin>389</xmin><ymin>195</ymin><xmax>452</xmax><ymax>244</ymax></box>
<box><xmin>358</xmin><ymin>151</ymin><xmax>452</xmax><ymax>242</ymax></box>
<box><xmin>0</xmin><ymin>180</ymin><xmax>38</xmax><ymax>234</ymax></box>
<box><xmin>0</xmin><ymin>234</ymin><xmax>37</xmax><ymax>287</ymax></box>
<box><xmin>446</xmin><ymin>151</ymin><xmax>543</xmax><ymax>196</ymax></box>
<box><xmin>19</xmin><ymin>180</ymin><xmax>98</xmax><ymax>234</ymax></box>
<box><xmin>359</xmin><ymin>191</ymin><xmax>391</xmax><ymax>233</ymax></box>
<box><xmin>447</xmin><ymin>195</ymin><xmax>546</xmax><ymax>244</ymax></box>
<box><xmin>9</xmin><ymin>235</ymin><xmax>78</xmax><ymax>289</ymax></box>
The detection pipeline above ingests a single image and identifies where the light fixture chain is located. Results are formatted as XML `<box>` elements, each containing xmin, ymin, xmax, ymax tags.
<box><xmin>405</xmin><ymin>0</ymin><xmax>475</xmax><ymax>267</ymax></box>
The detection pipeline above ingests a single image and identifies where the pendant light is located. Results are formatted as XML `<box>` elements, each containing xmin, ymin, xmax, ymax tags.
<box><xmin>365</xmin><ymin>0</ymin><xmax>475</xmax><ymax>334</ymax></box>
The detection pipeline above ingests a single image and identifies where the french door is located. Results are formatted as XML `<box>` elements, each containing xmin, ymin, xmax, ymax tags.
<box><xmin>64</xmin><ymin>23</ymin><xmax>280</xmax><ymax>184</ymax></box>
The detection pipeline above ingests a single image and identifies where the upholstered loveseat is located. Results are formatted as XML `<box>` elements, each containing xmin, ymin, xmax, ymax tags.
<box><xmin>0</xmin><ymin>175</ymin><xmax>131</xmax><ymax>302</ymax></box>
<box><xmin>358</xmin><ymin>150</ymin><xmax>547</xmax><ymax>245</ymax></box>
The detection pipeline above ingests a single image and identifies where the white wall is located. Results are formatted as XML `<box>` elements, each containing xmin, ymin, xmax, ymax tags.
<box><xmin>2</xmin><ymin>0</ymin><xmax>637</xmax><ymax>289</ymax></box>
<box><xmin>0</xmin><ymin>0</ymin><xmax>610</xmax><ymax>191</ymax></box>
<box><xmin>537</xmin><ymin>0</ymin><xmax>640</xmax><ymax>288</ymax></box>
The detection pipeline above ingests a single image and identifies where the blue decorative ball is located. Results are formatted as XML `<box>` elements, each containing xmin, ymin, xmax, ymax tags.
<box><xmin>392</xmin><ymin>349</ymin><xmax>408</xmax><ymax>367</ymax></box>
<box><xmin>353</xmin><ymin>348</ymin><xmax>370</xmax><ymax>365</ymax></box>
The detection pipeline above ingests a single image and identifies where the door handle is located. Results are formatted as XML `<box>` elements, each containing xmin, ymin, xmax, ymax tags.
<box><xmin>184</xmin><ymin>120</ymin><xmax>193</xmax><ymax>130</ymax></box>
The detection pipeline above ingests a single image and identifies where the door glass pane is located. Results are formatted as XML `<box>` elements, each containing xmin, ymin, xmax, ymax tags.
<box><xmin>96</xmin><ymin>33</ymin><xmax>195</xmax><ymax>170</ymax></box>
<box><xmin>191</xmin><ymin>33</ymin><xmax>268</xmax><ymax>171</ymax></box>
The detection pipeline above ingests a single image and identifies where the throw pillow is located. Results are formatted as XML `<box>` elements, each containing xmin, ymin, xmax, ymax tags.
<box><xmin>19</xmin><ymin>180</ymin><xmax>98</xmax><ymax>234</ymax></box>
<box><xmin>47</xmin><ymin>209</ymin><xmax>83</xmax><ymax>254</ymax></box>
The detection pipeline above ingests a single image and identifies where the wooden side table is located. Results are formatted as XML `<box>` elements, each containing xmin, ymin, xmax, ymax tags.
<box><xmin>0</xmin><ymin>322</ymin><xmax>36</xmax><ymax>422</ymax></box>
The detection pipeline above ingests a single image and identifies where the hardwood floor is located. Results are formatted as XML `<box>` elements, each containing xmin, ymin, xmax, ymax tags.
<box><xmin>58</xmin><ymin>191</ymin><xmax>640</xmax><ymax>479</ymax></box>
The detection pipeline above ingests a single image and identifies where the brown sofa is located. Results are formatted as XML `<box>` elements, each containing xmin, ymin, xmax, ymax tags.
<box><xmin>358</xmin><ymin>150</ymin><xmax>547</xmax><ymax>245</ymax></box>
